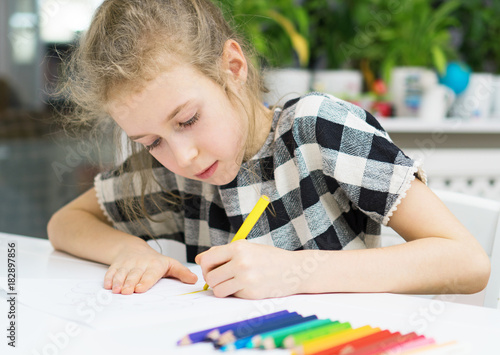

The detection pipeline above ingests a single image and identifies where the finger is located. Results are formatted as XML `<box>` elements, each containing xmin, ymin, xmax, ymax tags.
<box><xmin>103</xmin><ymin>267</ymin><xmax>117</xmax><ymax>290</ymax></box>
<box><xmin>205</xmin><ymin>260</ymin><xmax>237</xmax><ymax>289</ymax></box>
<box><xmin>194</xmin><ymin>250</ymin><xmax>206</xmax><ymax>265</ymax></box>
<box><xmin>134</xmin><ymin>268</ymin><xmax>163</xmax><ymax>293</ymax></box>
<box><xmin>111</xmin><ymin>268</ymin><xmax>129</xmax><ymax>294</ymax></box>
<box><xmin>121</xmin><ymin>267</ymin><xmax>145</xmax><ymax>295</ymax></box>
<box><xmin>197</xmin><ymin>244</ymin><xmax>234</xmax><ymax>273</ymax></box>
<box><xmin>211</xmin><ymin>272</ymin><xmax>263</xmax><ymax>300</ymax></box>
<box><xmin>164</xmin><ymin>259</ymin><xmax>198</xmax><ymax>284</ymax></box>
<box><xmin>211</xmin><ymin>277</ymin><xmax>242</xmax><ymax>298</ymax></box>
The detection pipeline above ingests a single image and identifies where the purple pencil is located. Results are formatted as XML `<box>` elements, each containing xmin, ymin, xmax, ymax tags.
<box><xmin>177</xmin><ymin>310</ymin><xmax>291</xmax><ymax>345</ymax></box>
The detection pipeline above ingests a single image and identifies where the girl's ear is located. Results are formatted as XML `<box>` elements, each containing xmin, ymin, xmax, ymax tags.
<box><xmin>222</xmin><ymin>39</ymin><xmax>248</xmax><ymax>85</ymax></box>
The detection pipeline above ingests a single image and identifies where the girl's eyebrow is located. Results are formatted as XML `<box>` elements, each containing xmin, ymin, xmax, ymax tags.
<box><xmin>128</xmin><ymin>101</ymin><xmax>191</xmax><ymax>140</ymax></box>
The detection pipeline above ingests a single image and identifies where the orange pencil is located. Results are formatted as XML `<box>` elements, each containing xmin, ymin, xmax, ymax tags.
<box><xmin>291</xmin><ymin>325</ymin><xmax>381</xmax><ymax>355</ymax></box>
<box><xmin>309</xmin><ymin>330</ymin><xmax>395</xmax><ymax>355</ymax></box>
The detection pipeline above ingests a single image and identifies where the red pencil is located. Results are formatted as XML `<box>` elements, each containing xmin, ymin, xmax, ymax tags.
<box><xmin>343</xmin><ymin>332</ymin><xmax>421</xmax><ymax>355</ymax></box>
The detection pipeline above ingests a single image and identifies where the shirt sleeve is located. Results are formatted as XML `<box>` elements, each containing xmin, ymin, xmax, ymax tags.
<box><xmin>94</xmin><ymin>155</ymin><xmax>186</xmax><ymax>240</ymax></box>
<box><xmin>295</xmin><ymin>93</ymin><xmax>426</xmax><ymax>226</ymax></box>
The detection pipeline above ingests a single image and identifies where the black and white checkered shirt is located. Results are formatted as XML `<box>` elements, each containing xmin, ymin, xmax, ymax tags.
<box><xmin>95</xmin><ymin>93</ymin><xmax>425</xmax><ymax>262</ymax></box>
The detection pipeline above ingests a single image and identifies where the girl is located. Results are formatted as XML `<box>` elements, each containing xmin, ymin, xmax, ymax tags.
<box><xmin>48</xmin><ymin>0</ymin><xmax>490</xmax><ymax>300</ymax></box>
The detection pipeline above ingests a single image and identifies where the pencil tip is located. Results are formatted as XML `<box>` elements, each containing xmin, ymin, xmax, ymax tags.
<box><xmin>263</xmin><ymin>337</ymin><xmax>276</xmax><ymax>350</ymax></box>
<box><xmin>217</xmin><ymin>331</ymin><xmax>236</xmax><ymax>346</ymax></box>
<box><xmin>249</xmin><ymin>335</ymin><xmax>261</xmax><ymax>348</ymax></box>
<box><xmin>177</xmin><ymin>336</ymin><xmax>191</xmax><ymax>346</ymax></box>
<box><xmin>206</xmin><ymin>329</ymin><xmax>220</xmax><ymax>341</ymax></box>
<box><xmin>283</xmin><ymin>337</ymin><xmax>294</xmax><ymax>349</ymax></box>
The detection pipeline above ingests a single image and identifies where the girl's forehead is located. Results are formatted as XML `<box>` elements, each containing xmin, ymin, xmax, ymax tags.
<box><xmin>131</xmin><ymin>64</ymin><xmax>206</xmax><ymax>92</ymax></box>
<box><xmin>106</xmin><ymin>66</ymin><xmax>200</xmax><ymax>112</ymax></box>
<box><xmin>106</xmin><ymin>65</ymin><xmax>223</xmax><ymax>123</ymax></box>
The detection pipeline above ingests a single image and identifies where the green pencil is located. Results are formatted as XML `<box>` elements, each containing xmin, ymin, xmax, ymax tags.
<box><xmin>251</xmin><ymin>318</ymin><xmax>335</xmax><ymax>349</ymax></box>
<box><xmin>283</xmin><ymin>321</ymin><xmax>352</xmax><ymax>349</ymax></box>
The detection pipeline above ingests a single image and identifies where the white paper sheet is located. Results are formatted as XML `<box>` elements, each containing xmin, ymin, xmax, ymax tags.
<box><xmin>0</xmin><ymin>265</ymin><xmax>288</xmax><ymax>332</ymax></box>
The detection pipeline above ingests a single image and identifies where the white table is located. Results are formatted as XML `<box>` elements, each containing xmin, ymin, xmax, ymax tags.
<box><xmin>1</xmin><ymin>233</ymin><xmax>500</xmax><ymax>355</ymax></box>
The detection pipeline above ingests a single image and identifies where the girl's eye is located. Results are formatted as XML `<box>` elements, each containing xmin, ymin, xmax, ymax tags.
<box><xmin>179</xmin><ymin>113</ymin><xmax>200</xmax><ymax>129</ymax></box>
<box><xmin>144</xmin><ymin>113</ymin><xmax>199</xmax><ymax>152</ymax></box>
<box><xmin>145</xmin><ymin>138</ymin><xmax>162</xmax><ymax>152</ymax></box>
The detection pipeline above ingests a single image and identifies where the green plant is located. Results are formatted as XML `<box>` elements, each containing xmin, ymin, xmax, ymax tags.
<box><xmin>213</xmin><ymin>0</ymin><xmax>310</xmax><ymax>68</ymax></box>
<box><xmin>304</xmin><ymin>0</ymin><xmax>366</xmax><ymax>69</ymax></box>
<box><xmin>341</xmin><ymin>0</ymin><xmax>460</xmax><ymax>81</ymax></box>
<box><xmin>454</xmin><ymin>0</ymin><xmax>500</xmax><ymax>73</ymax></box>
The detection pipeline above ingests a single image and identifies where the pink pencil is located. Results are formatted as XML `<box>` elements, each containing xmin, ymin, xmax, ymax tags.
<box><xmin>385</xmin><ymin>336</ymin><xmax>436</xmax><ymax>354</ymax></box>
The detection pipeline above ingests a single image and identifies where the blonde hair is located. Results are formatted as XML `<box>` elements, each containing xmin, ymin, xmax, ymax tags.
<box><xmin>59</xmin><ymin>0</ymin><xmax>269</xmax><ymax>225</ymax></box>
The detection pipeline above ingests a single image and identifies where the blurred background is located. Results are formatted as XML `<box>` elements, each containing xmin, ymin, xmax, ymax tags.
<box><xmin>1</xmin><ymin>0</ymin><xmax>499</xmax><ymax>238</ymax></box>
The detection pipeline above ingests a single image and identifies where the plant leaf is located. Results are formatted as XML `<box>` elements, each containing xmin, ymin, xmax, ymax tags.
<box><xmin>266</xmin><ymin>9</ymin><xmax>310</xmax><ymax>67</ymax></box>
<box><xmin>431</xmin><ymin>45</ymin><xmax>447</xmax><ymax>75</ymax></box>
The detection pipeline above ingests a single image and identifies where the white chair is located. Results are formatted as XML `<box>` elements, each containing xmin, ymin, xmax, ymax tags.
<box><xmin>381</xmin><ymin>189</ymin><xmax>500</xmax><ymax>309</ymax></box>
<box><xmin>404</xmin><ymin>148</ymin><xmax>500</xmax><ymax>202</ymax></box>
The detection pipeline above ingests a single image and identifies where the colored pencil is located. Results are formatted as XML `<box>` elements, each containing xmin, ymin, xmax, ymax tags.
<box><xmin>309</xmin><ymin>329</ymin><xmax>395</xmax><ymax>355</ymax></box>
<box><xmin>208</xmin><ymin>311</ymin><xmax>298</xmax><ymax>343</ymax></box>
<box><xmin>341</xmin><ymin>332</ymin><xmax>421</xmax><ymax>355</ymax></box>
<box><xmin>216</xmin><ymin>311</ymin><xmax>303</xmax><ymax>345</ymax></box>
<box><xmin>176</xmin><ymin>309</ymin><xmax>289</xmax><ymax>345</ymax></box>
<box><xmin>291</xmin><ymin>326</ymin><xmax>381</xmax><ymax>355</ymax></box>
<box><xmin>203</xmin><ymin>195</ymin><xmax>270</xmax><ymax>290</ymax></box>
<box><xmin>283</xmin><ymin>321</ymin><xmax>352</xmax><ymax>349</ymax></box>
<box><xmin>385</xmin><ymin>336</ymin><xmax>436</xmax><ymax>354</ymax></box>
<box><xmin>179</xmin><ymin>308</ymin><xmax>461</xmax><ymax>355</ymax></box>
<box><xmin>218</xmin><ymin>314</ymin><xmax>318</xmax><ymax>349</ymax></box>
<box><xmin>254</xmin><ymin>319</ymin><xmax>336</xmax><ymax>349</ymax></box>
<box><xmin>397</xmin><ymin>341</ymin><xmax>469</xmax><ymax>355</ymax></box>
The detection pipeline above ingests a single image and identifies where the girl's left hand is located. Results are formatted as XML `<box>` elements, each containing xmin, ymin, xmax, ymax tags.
<box><xmin>195</xmin><ymin>240</ymin><xmax>313</xmax><ymax>299</ymax></box>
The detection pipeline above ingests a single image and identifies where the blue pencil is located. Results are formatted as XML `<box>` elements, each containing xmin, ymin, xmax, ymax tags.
<box><xmin>218</xmin><ymin>314</ymin><xmax>319</xmax><ymax>350</ymax></box>
<box><xmin>216</xmin><ymin>311</ymin><xmax>303</xmax><ymax>346</ymax></box>
<box><xmin>177</xmin><ymin>310</ymin><xmax>290</xmax><ymax>345</ymax></box>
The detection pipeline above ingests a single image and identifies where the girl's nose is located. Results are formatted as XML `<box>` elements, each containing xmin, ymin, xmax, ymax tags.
<box><xmin>171</xmin><ymin>139</ymin><xmax>198</xmax><ymax>168</ymax></box>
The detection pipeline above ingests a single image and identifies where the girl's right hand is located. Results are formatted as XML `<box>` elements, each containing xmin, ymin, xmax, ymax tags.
<box><xmin>103</xmin><ymin>241</ymin><xmax>198</xmax><ymax>294</ymax></box>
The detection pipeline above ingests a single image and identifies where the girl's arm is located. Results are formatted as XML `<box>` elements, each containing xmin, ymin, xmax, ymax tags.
<box><xmin>48</xmin><ymin>188</ymin><xmax>197</xmax><ymax>294</ymax></box>
<box><xmin>299</xmin><ymin>179</ymin><xmax>490</xmax><ymax>295</ymax></box>
<box><xmin>196</xmin><ymin>179</ymin><xmax>491</xmax><ymax>299</ymax></box>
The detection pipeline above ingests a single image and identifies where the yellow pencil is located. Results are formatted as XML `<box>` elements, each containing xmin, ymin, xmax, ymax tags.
<box><xmin>203</xmin><ymin>195</ymin><xmax>271</xmax><ymax>290</ymax></box>
<box><xmin>291</xmin><ymin>325</ymin><xmax>380</xmax><ymax>355</ymax></box>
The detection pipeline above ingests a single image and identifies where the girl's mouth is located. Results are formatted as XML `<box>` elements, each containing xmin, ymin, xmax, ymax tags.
<box><xmin>195</xmin><ymin>161</ymin><xmax>218</xmax><ymax>179</ymax></box>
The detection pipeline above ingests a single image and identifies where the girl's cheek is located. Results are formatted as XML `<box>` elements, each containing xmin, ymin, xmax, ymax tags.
<box><xmin>152</xmin><ymin>151</ymin><xmax>175</xmax><ymax>171</ymax></box>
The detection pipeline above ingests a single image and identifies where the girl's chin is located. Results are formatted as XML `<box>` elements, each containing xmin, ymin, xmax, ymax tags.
<box><xmin>208</xmin><ymin>168</ymin><xmax>240</xmax><ymax>186</ymax></box>
<box><xmin>209</xmin><ymin>174</ymin><xmax>238</xmax><ymax>186</ymax></box>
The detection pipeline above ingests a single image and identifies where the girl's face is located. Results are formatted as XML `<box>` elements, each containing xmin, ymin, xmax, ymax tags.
<box><xmin>108</xmin><ymin>64</ymin><xmax>249</xmax><ymax>185</ymax></box>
